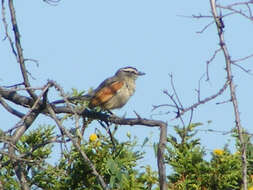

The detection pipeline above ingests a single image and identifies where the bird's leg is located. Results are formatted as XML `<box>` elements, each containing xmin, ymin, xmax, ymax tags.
<box><xmin>98</xmin><ymin>120</ymin><xmax>116</xmax><ymax>150</ymax></box>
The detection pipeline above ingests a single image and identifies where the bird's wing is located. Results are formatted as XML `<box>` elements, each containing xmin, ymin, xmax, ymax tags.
<box><xmin>89</xmin><ymin>80</ymin><xmax>124</xmax><ymax>107</ymax></box>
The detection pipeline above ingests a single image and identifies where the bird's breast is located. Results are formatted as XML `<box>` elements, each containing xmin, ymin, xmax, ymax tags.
<box><xmin>102</xmin><ymin>80</ymin><xmax>136</xmax><ymax>109</ymax></box>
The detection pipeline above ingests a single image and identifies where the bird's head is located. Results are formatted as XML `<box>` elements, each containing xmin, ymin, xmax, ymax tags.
<box><xmin>116</xmin><ymin>66</ymin><xmax>145</xmax><ymax>80</ymax></box>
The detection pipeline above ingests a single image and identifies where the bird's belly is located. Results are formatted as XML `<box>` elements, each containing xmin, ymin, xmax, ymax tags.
<box><xmin>103</xmin><ymin>85</ymin><xmax>134</xmax><ymax>109</ymax></box>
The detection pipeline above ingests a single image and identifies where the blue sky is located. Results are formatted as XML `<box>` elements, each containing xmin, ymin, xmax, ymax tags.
<box><xmin>1</xmin><ymin>0</ymin><xmax>253</xmax><ymax>171</ymax></box>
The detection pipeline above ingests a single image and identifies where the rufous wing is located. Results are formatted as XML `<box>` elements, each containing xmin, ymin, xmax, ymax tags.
<box><xmin>89</xmin><ymin>81</ymin><xmax>124</xmax><ymax>108</ymax></box>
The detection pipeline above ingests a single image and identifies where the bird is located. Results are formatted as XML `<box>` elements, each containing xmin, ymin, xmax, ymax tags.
<box><xmin>52</xmin><ymin>66</ymin><xmax>145</xmax><ymax>110</ymax></box>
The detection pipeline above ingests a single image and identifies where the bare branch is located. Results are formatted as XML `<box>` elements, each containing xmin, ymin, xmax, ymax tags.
<box><xmin>206</xmin><ymin>48</ymin><xmax>222</xmax><ymax>81</ymax></box>
<box><xmin>233</xmin><ymin>53</ymin><xmax>253</xmax><ymax>63</ymax></box>
<box><xmin>231</xmin><ymin>53</ymin><xmax>253</xmax><ymax>75</ymax></box>
<box><xmin>152</xmin><ymin>103</ymin><xmax>179</xmax><ymax>111</ymax></box>
<box><xmin>216</xmin><ymin>98</ymin><xmax>232</xmax><ymax>105</ymax></box>
<box><xmin>196</xmin><ymin>74</ymin><xmax>205</xmax><ymax>101</ymax></box>
<box><xmin>0</xmin><ymin>95</ymin><xmax>25</xmax><ymax>118</ymax></box>
<box><xmin>13</xmin><ymin>82</ymin><xmax>51</xmax><ymax>135</ymax></box>
<box><xmin>8</xmin><ymin>0</ymin><xmax>37</xmax><ymax>99</ymax></box>
<box><xmin>210</xmin><ymin>1</ymin><xmax>247</xmax><ymax>189</ymax></box>
<box><xmin>232</xmin><ymin>62</ymin><xmax>252</xmax><ymax>74</ymax></box>
<box><xmin>178</xmin><ymin>80</ymin><xmax>229</xmax><ymax>117</ymax></box>
<box><xmin>43</xmin><ymin>0</ymin><xmax>61</xmax><ymax>6</ymax></box>
<box><xmin>24</xmin><ymin>58</ymin><xmax>39</xmax><ymax>67</ymax></box>
<box><xmin>196</xmin><ymin>21</ymin><xmax>214</xmax><ymax>34</ymax></box>
<box><xmin>225</xmin><ymin>1</ymin><xmax>253</xmax><ymax>8</ymax></box>
<box><xmin>217</xmin><ymin>4</ymin><xmax>253</xmax><ymax>21</ymax></box>
<box><xmin>3</xmin><ymin>82</ymin><xmax>24</xmax><ymax>88</ymax></box>
<box><xmin>169</xmin><ymin>74</ymin><xmax>184</xmax><ymax>109</ymax></box>
<box><xmin>1</xmin><ymin>0</ymin><xmax>17</xmax><ymax>58</ymax></box>
<box><xmin>196</xmin><ymin>12</ymin><xmax>235</xmax><ymax>34</ymax></box>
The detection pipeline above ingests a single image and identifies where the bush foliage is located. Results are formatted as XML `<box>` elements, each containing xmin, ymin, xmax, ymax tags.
<box><xmin>1</xmin><ymin>122</ymin><xmax>253</xmax><ymax>189</ymax></box>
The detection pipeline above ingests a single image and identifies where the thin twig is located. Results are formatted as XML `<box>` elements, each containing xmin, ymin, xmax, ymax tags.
<box><xmin>163</xmin><ymin>90</ymin><xmax>185</xmax><ymax>127</ymax></box>
<box><xmin>196</xmin><ymin>74</ymin><xmax>205</xmax><ymax>101</ymax></box>
<box><xmin>1</xmin><ymin>0</ymin><xmax>17</xmax><ymax>58</ymax></box>
<box><xmin>197</xmin><ymin>21</ymin><xmax>214</xmax><ymax>34</ymax></box>
<box><xmin>206</xmin><ymin>48</ymin><xmax>222</xmax><ymax>81</ymax></box>
<box><xmin>217</xmin><ymin>4</ymin><xmax>253</xmax><ymax>21</ymax></box>
<box><xmin>216</xmin><ymin>98</ymin><xmax>232</xmax><ymax>105</ymax></box>
<box><xmin>169</xmin><ymin>74</ymin><xmax>184</xmax><ymax>109</ymax></box>
<box><xmin>233</xmin><ymin>53</ymin><xmax>253</xmax><ymax>63</ymax></box>
<box><xmin>43</xmin><ymin>0</ymin><xmax>61</xmax><ymax>6</ymax></box>
<box><xmin>232</xmin><ymin>62</ymin><xmax>252</xmax><ymax>74</ymax></box>
<box><xmin>178</xmin><ymin>80</ymin><xmax>229</xmax><ymax>118</ymax></box>
<box><xmin>225</xmin><ymin>1</ymin><xmax>253</xmax><ymax>8</ymax></box>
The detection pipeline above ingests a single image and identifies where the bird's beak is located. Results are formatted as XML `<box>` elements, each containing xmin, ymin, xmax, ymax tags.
<box><xmin>138</xmin><ymin>71</ymin><xmax>145</xmax><ymax>76</ymax></box>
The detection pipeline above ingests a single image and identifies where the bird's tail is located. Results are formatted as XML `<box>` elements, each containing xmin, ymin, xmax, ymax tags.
<box><xmin>52</xmin><ymin>95</ymin><xmax>92</xmax><ymax>104</ymax></box>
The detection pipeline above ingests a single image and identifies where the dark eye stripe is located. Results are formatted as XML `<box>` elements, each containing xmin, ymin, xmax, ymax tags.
<box><xmin>122</xmin><ymin>67</ymin><xmax>138</xmax><ymax>74</ymax></box>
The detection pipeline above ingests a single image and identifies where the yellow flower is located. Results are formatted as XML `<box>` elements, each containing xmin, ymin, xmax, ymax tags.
<box><xmin>248</xmin><ymin>186</ymin><xmax>253</xmax><ymax>190</ymax></box>
<box><xmin>89</xmin><ymin>133</ymin><xmax>98</xmax><ymax>142</ymax></box>
<box><xmin>213</xmin><ymin>149</ymin><xmax>224</xmax><ymax>156</ymax></box>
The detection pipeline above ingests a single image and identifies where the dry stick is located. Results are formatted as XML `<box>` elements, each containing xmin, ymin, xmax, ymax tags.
<box><xmin>153</xmin><ymin>79</ymin><xmax>229</xmax><ymax>120</ymax></box>
<box><xmin>164</xmin><ymin>90</ymin><xmax>186</xmax><ymax>127</ymax></box>
<box><xmin>0</xmin><ymin>95</ymin><xmax>24</xmax><ymax>118</ymax></box>
<box><xmin>210</xmin><ymin>1</ymin><xmax>247</xmax><ymax>190</ymax></box>
<box><xmin>8</xmin><ymin>0</ymin><xmax>37</xmax><ymax>100</ymax></box>
<box><xmin>231</xmin><ymin>62</ymin><xmax>252</xmax><ymax>74</ymax></box>
<box><xmin>1</xmin><ymin>0</ymin><xmax>17</xmax><ymax>58</ymax></box>
<box><xmin>196</xmin><ymin>74</ymin><xmax>205</xmax><ymax>102</ymax></box>
<box><xmin>232</xmin><ymin>53</ymin><xmax>253</xmax><ymax>74</ymax></box>
<box><xmin>226</xmin><ymin>1</ymin><xmax>253</xmax><ymax>7</ymax></box>
<box><xmin>7</xmin><ymin>83</ymin><xmax>50</xmax><ymax>190</ymax></box>
<box><xmin>47</xmin><ymin>105</ymin><xmax>109</xmax><ymax>190</ymax></box>
<box><xmin>6</xmin><ymin>87</ymin><xmax>45</xmax><ymax>92</ymax></box>
<box><xmin>12</xmin><ymin>83</ymin><xmax>51</xmax><ymax>138</ymax></box>
<box><xmin>169</xmin><ymin>74</ymin><xmax>184</xmax><ymax>109</ymax></box>
<box><xmin>233</xmin><ymin>53</ymin><xmax>253</xmax><ymax>63</ymax></box>
<box><xmin>217</xmin><ymin>4</ymin><xmax>253</xmax><ymax>21</ymax></box>
<box><xmin>206</xmin><ymin>48</ymin><xmax>222</xmax><ymax>81</ymax></box>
